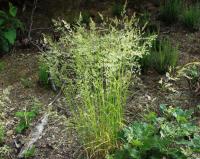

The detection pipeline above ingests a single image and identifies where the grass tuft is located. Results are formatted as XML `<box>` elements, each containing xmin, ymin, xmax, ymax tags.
<box><xmin>181</xmin><ymin>4</ymin><xmax>200</xmax><ymax>31</ymax></box>
<box><xmin>140</xmin><ymin>38</ymin><xmax>179</xmax><ymax>74</ymax></box>
<box><xmin>160</xmin><ymin>0</ymin><xmax>183</xmax><ymax>24</ymax></box>
<box><xmin>151</xmin><ymin>38</ymin><xmax>179</xmax><ymax>74</ymax></box>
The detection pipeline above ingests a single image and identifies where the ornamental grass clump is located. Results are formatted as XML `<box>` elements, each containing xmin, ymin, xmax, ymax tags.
<box><xmin>42</xmin><ymin>15</ymin><xmax>155</xmax><ymax>158</ymax></box>
<box><xmin>151</xmin><ymin>38</ymin><xmax>179</xmax><ymax>74</ymax></box>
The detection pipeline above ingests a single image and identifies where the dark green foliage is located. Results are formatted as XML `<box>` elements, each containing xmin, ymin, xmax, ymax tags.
<box><xmin>112</xmin><ymin>3</ymin><xmax>124</xmax><ymax>17</ymax></box>
<box><xmin>108</xmin><ymin>105</ymin><xmax>200</xmax><ymax>159</ymax></box>
<box><xmin>181</xmin><ymin>4</ymin><xmax>200</xmax><ymax>31</ymax></box>
<box><xmin>0</xmin><ymin>3</ymin><xmax>23</xmax><ymax>53</ymax></box>
<box><xmin>38</xmin><ymin>63</ymin><xmax>49</xmax><ymax>86</ymax></box>
<box><xmin>139</xmin><ymin>11</ymin><xmax>160</xmax><ymax>36</ymax></box>
<box><xmin>80</xmin><ymin>11</ymin><xmax>91</xmax><ymax>25</ymax></box>
<box><xmin>160</xmin><ymin>0</ymin><xmax>183</xmax><ymax>24</ymax></box>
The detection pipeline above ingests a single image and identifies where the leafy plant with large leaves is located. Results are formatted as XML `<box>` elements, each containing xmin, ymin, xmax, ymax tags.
<box><xmin>108</xmin><ymin>105</ymin><xmax>200</xmax><ymax>159</ymax></box>
<box><xmin>0</xmin><ymin>3</ymin><xmax>23</xmax><ymax>53</ymax></box>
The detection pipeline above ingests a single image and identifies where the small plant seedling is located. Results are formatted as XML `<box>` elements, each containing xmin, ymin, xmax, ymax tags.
<box><xmin>15</xmin><ymin>111</ymin><xmax>37</xmax><ymax>134</ymax></box>
<box><xmin>23</xmin><ymin>146</ymin><xmax>36</xmax><ymax>158</ymax></box>
<box><xmin>15</xmin><ymin>100</ymin><xmax>41</xmax><ymax>134</ymax></box>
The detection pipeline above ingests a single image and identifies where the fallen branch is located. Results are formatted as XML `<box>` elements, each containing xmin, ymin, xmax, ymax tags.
<box><xmin>17</xmin><ymin>87</ymin><xmax>63</xmax><ymax>158</ymax></box>
<box><xmin>18</xmin><ymin>114</ymin><xmax>48</xmax><ymax>158</ymax></box>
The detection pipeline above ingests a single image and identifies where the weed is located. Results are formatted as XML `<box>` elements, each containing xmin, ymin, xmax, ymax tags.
<box><xmin>160</xmin><ymin>0</ymin><xmax>183</xmax><ymax>24</ymax></box>
<box><xmin>181</xmin><ymin>4</ymin><xmax>200</xmax><ymax>31</ymax></box>
<box><xmin>15</xmin><ymin>100</ymin><xmax>40</xmax><ymax>134</ymax></box>
<box><xmin>23</xmin><ymin>146</ymin><xmax>36</xmax><ymax>158</ymax></box>
<box><xmin>42</xmin><ymin>15</ymin><xmax>155</xmax><ymax>158</ymax></box>
<box><xmin>108</xmin><ymin>105</ymin><xmax>200</xmax><ymax>159</ymax></box>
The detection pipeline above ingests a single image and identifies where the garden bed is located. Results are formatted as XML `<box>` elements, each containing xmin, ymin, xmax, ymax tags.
<box><xmin>0</xmin><ymin>0</ymin><xmax>200</xmax><ymax>158</ymax></box>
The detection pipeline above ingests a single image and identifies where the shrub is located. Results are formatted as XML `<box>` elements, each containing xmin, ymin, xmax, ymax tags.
<box><xmin>0</xmin><ymin>3</ymin><xmax>23</xmax><ymax>53</ymax></box>
<box><xmin>181</xmin><ymin>4</ymin><xmax>200</xmax><ymax>31</ymax></box>
<box><xmin>42</xmin><ymin>15</ymin><xmax>155</xmax><ymax>157</ymax></box>
<box><xmin>108</xmin><ymin>105</ymin><xmax>200</xmax><ymax>159</ymax></box>
<box><xmin>160</xmin><ymin>0</ymin><xmax>183</xmax><ymax>24</ymax></box>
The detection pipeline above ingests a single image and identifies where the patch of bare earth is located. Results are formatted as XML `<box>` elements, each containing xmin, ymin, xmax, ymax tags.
<box><xmin>0</xmin><ymin>50</ymin><xmax>76</xmax><ymax>159</ymax></box>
